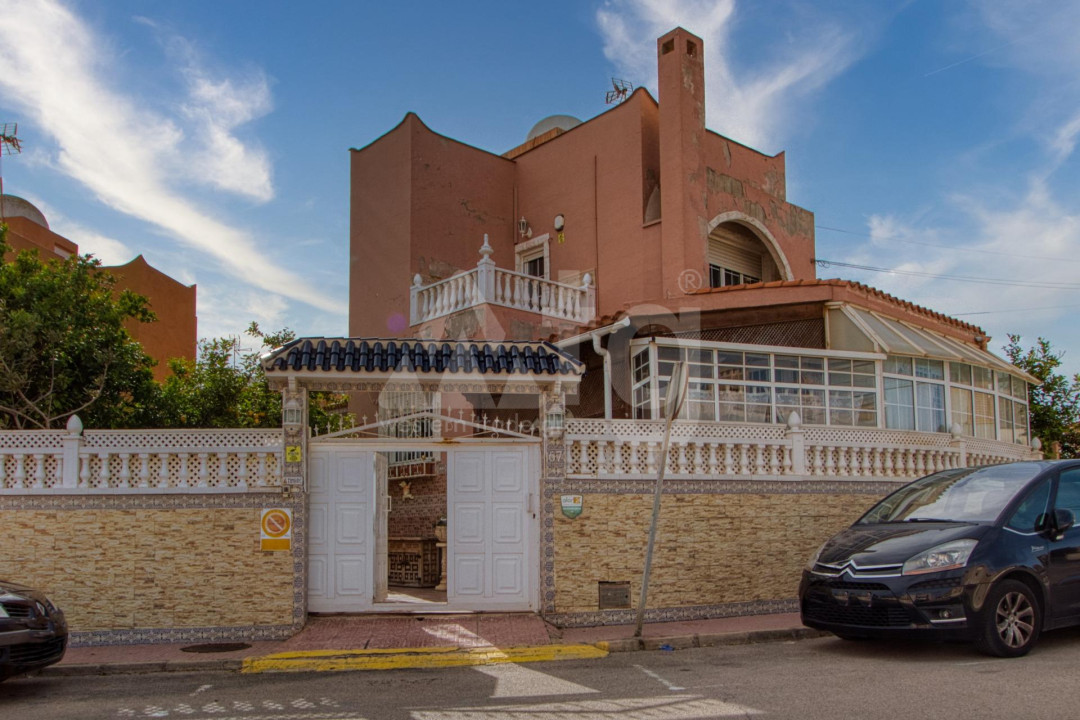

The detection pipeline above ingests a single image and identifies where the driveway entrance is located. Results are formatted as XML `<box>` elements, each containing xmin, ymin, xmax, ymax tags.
<box><xmin>307</xmin><ymin>441</ymin><xmax>539</xmax><ymax>613</ymax></box>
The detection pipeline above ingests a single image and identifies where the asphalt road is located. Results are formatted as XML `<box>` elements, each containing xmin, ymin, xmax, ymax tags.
<box><xmin>8</xmin><ymin>628</ymin><xmax>1080</xmax><ymax>720</ymax></box>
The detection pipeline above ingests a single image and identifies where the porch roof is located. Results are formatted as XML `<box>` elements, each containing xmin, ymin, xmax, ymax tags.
<box><xmin>262</xmin><ymin>337</ymin><xmax>584</xmax><ymax>392</ymax></box>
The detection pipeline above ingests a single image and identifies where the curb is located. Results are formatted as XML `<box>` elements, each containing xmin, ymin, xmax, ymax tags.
<box><xmin>241</xmin><ymin>643</ymin><xmax>609</xmax><ymax>674</ymax></box>
<box><xmin>42</xmin><ymin>626</ymin><xmax>826</xmax><ymax>677</ymax></box>
<box><xmin>599</xmin><ymin>627</ymin><xmax>829</xmax><ymax>653</ymax></box>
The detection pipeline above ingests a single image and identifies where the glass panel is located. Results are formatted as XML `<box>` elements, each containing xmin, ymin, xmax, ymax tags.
<box><xmin>995</xmin><ymin>371</ymin><xmax>1011</xmax><ymax>394</ymax></box>
<box><xmin>852</xmin><ymin>373</ymin><xmax>876</xmax><ymax>388</ymax></box>
<box><xmin>915</xmin><ymin>358</ymin><xmax>945</xmax><ymax>380</ymax></box>
<box><xmin>718</xmin><ymin>403</ymin><xmax>745</xmax><ymax>422</ymax></box>
<box><xmin>1014</xmin><ymin>402</ymin><xmax>1029</xmax><ymax>446</ymax></box>
<box><xmin>747</xmin><ymin>367</ymin><xmax>771</xmax><ymax>382</ymax></box>
<box><xmin>855</xmin><ymin>410</ymin><xmax>877</xmax><ymax>427</ymax></box>
<box><xmin>775</xmin><ymin>355</ymin><xmax>799</xmax><ymax>369</ymax></box>
<box><xmin>950</xmin><ymin>386</ymin><xmax>974</xmax><ymax>437</ymax></box>
<box><xmin>884</xmin><ymin>377</ymin><xmax>915</xmax><ymax>430</ymax></box>
<box><xmin>801</xmin><ymin>371</ymin><xmax>825</xmax><ymax>385</ymax></box>
<box><xmin>853</xmin><ymin>391</ymin><xmax>877</xmax><ymax>411</ymax></box>
<box><xmin>801</xmin><ymin>357</ymin><xmax>824</xmax><ymax>370</ymax></box>
<box><xmin>972</xmin><ymin>366</ymin><xmax>993</xmax><ymax>390</ymax></box>
<box><xmin>658</xmin><ymin>346</ymin><xmax>680</xmax><ymax>361</ymax></box>
<box><xmin>717</xmin><ymin>351</ymin><xmax>743</xmax><ymax>366</ymax></box>
<box><xmin>974</xmin><ymin>392</ymin><xmax>996</xmax><ymax>440</ymax></box>
<box><xmin>775</xmin><ymin>368</ymin><xmax>799</xmax><ymax>384</ymax></box>
<box><xmin>829</xmin><ymin>372</ymin><xmax>853</xmax><ymax>387</ymax></box>
<box><xmin>829</xmin><ymin>391</ymin><xmax>853</xmax><ymax>409</ymax></box>
<box><xmin>885</xmin><ymin>356</ymin><xmax>913</xmax><ymax>375</ymax></box>
<box><xmin>717</xmin><ymin>365</ymin><xmax>744</xmax><ymax>381</ymax></box>
<box><xmin>1006</xmin><ymin>480</ymin><xmax>1051</xmax><ymax>533</ymax></box>
<box><xmin>803</xmin><ymin>407</ymin><xmax>826</xmax><ymax>424</ymax></box>
<box><xmin>828</xmin><ymin>358</ymin><xmax>852</xmax><ymax>372</ymax></box>
<box><xmin>852</xmin><ymin>360</ymin><xmax>876</xmax><ymax>375</ymax></box>
<box><xmin>949</xmin><ymin>363</ymin><xmax>972</xmax><ymax>386</ymax></box>
<box><xmin>1012</xmin><ymin>376</ymin><xmax>1027</xmax><ymax>400</ymax></box>
<box><xmin>998</xmin><ymin>396</ymin><xmax>1014</xmax><ymax>443</ymax></box>
<box><xmin>916</xmin><ymin>382</ymin><xmax>946</xmax><ymax>433</ymax></box>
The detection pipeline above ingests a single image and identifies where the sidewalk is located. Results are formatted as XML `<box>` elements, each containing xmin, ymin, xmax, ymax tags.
<box><xmin>46</xmin><ymin>612</ymin><xmax>824</xmax><ymax>677</ymax></box>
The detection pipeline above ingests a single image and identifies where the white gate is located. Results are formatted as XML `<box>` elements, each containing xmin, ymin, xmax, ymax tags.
<box><xmin>448</xmin><ymin>448</ymin><xmax>536</xmax><ymax>611</ymax></box>
<box><xmin>307</xmin><ymin>441</ymin><xmax>538</xmax><ymax>613</ymax></box>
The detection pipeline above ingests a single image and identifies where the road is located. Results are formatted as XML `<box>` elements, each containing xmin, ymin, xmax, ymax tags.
<box><xmin>7</xmin><ymin>628</ymin><xmax>1080</xmax><ymax>719</ymax></box>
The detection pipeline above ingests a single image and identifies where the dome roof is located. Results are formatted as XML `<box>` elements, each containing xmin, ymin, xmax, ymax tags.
<box><xmin>526</xmin><ymin>115</ymin><xmax>582</xmax><ymax>142</ymax></box>
<box><xmin>0</xmin><ymin>195</ymin><xmax>49</xmax><ymax>229</ymax></box>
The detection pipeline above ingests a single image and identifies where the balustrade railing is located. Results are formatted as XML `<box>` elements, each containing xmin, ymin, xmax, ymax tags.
<box><xmin>564</xmin><ymin>418</ymin><xmax>1040</xmax><ymax>480</ymax></box>
<box><xmin>410</xmin><ymin>235</ymin><xmax>596</xmax><ymax>326</ymax></box>
<box><xmin>0</xmin><ymin>419</ymin><xmax>284</xmax><ymax>493</ymax></box>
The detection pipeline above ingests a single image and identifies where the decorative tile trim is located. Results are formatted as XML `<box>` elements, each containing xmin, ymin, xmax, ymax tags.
<box><xmin>3</xmin><ymin>490</ymin><xmax>309</xmax><ymax>646</ymax></box>
<box><xmin>0</xmin><ymin>491</ymin><xmax>284</xmax><ymax>511</ymax></box>
<box><xmin>544</xmin><ymin>598</ymin><xmax>799</xmax><ymax>628</ymax></box>
<box><xmin>71</xmin><ymin>623</ymin><xmax>295</xmax><ymax>648</ymax></box>
<box><xmin>546</xmin><ymin>477</ymin><xmax>902</xmax><ymax>496</ymax></box>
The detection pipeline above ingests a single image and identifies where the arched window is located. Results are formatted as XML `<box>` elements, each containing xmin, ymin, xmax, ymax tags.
<box><xmin>707</xmin><ymin>221</ymin><xmax>782</xmax><ymax>287</ymax></box>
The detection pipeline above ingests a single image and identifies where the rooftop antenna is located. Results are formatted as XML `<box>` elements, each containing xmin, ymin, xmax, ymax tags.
<box><xmin>0</xmin><ymin>123</ymin><xmax>22</xmax><ymax>221</ymax></box>
<box><xmin>605</xmin><ymin>78</ymin><xmax>634</xmax><ymax>105</ymax></box>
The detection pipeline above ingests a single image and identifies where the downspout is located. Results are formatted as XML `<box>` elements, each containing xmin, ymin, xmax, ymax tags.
<box><xmin>591</xmin><ymin>317</ymin><xmax>632</xmax><ymax>420</ymax></box>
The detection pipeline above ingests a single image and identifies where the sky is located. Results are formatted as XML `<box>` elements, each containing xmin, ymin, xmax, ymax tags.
<box><xmin>0</xmin><ymin>0</ymin><xmax>1078</xmax><ymax>376</ymax></box>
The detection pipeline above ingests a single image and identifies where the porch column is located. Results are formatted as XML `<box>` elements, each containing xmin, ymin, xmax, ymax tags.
<box><xmin>281</xmin><ymin>378</ymin><xmax>310</xmax><ymax>491</ymax></box>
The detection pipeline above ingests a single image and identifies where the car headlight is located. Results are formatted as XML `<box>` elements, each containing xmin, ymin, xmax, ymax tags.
<box><xmin>805</xmin><ymin>540</ymin><xmax>829</xmax><ymax>572</ymax></box>
<box><xmin>902</xmin><ymin>539</ymin><xmax>978</xmax><ymax>575</ymax></box>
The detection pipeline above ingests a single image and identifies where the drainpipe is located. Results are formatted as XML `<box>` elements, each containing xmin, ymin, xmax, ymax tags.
<box><xmin>590</xmin><ymin>317</ymin><xmax>632</xmax><ymax>420</ymax></box>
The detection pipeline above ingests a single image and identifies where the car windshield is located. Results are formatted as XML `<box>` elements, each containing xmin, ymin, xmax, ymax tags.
<box><xmin>859</xmin><ymin>464</ymin><xmax>1042</xmax><ymax>524</ymax></box>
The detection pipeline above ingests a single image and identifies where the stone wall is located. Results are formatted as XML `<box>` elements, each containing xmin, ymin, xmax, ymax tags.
<box><xmin>545</xmin><ymin>481</ymin><xmax>892</xmax><ymax>624</ymax></box>
<box><xmin>0</xmin><ymin>493</ymin><xmax>302</xmax><ymax>645</ymax></box>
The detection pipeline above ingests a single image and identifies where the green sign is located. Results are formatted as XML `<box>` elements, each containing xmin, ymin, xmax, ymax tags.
<box><xmin>560</xmin><ymin>494</ymin><xmax>583</xmax><ymax>519</ymax></box>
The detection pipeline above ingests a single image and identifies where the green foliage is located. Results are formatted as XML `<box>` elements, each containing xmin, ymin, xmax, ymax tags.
<box><xmin>0</xmin><ymin>224</ymin><xmax>160</xmax><ymax>429</ymax></box>
<box><xmin>1004</xmin><ymin>335</ymin><xmax>1080</xmax><ymax>458</ymax></box>
<box><xmin>159</xmin><ymin>322</ymin><xmax>351</xmax><ymax>430</ymax></box>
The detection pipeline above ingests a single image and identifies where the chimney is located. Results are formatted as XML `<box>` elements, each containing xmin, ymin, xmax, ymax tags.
<box><xmin>657</xmin><ymin>27</ymin><xmax>707</xmax><ymax>300</ymax></box>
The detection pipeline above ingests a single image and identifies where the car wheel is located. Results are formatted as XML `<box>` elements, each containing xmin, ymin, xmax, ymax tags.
<box><xmin>975</xmin><ymin>579</ymin><xmax>1041</xmax><ymax>658</ymax></box>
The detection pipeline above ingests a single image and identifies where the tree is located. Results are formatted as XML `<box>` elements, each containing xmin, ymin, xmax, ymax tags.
<box><xmin>158</xmin><ymin>322</ymin><xmax>350</xmax><ymax>430</ymax></box>
<box><xmin>1004</xmin><ymin>335</ymin><xmax>1080</xmax><ymax>458</ymax></box>
<box><xmin>0</xmin><ymin>224</ymin><xmax>160</xmax><ymax>429</ymax></box>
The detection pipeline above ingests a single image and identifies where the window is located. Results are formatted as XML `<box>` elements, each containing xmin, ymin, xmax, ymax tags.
<box><xmin>515</xmin><ymin>234</ymin><xmax>550</xmax><ymax>279</ymax></box>
<box><xmin>1006</xmin><ymin>480</ymin><xmax>1050</xmax><ymax>533</ymax></box>
<box><xmin>1055</xmin><ymin>469</ymin><xmax>1080</xmax><ymax>521</ymax></box>
<box><xmin>638</xmin><ymin>343</ymin><xmax>877</xmax><ymax>427</ymax></box>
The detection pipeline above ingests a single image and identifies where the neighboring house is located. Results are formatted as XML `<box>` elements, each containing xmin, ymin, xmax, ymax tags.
<box><xmin>1</xmin><ymin>194</ymin><xmax>197</xmax><ymax>380</ymax></box>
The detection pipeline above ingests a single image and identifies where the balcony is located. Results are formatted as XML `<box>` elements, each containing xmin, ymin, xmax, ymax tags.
<box><xmin>410</xmin><ymin>236</ymin><xmax>596</xmax><ymax>327</ymax></box>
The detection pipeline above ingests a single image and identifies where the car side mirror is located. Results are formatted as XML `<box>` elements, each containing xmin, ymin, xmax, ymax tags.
<box><xmin>1038</xmin><ymin>509</ymin><xmax>1075</xmax><ymax>539</ymax></box>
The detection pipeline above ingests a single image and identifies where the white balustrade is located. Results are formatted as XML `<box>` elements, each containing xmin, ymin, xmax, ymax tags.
<box><xmin>564</xmin><ymin>419</ymin><xmax>1040</xmax><ymax>480</ymax></box>
<box><xmin>410</xmin><ymin>235</ymin><xmax>597</xmax><ymax>326</ymax></box>
<box><xmin>0</xmin><ymin>425</ymin><xmax>285</xmax><ymax>493</ymax></box>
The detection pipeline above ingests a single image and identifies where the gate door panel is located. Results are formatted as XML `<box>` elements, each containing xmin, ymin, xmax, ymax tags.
<box><xmin>448</xmin><ymin>448</ymin><xmax>534</xmax><ymax>610</ymax></box>
<box><xmin>308</xmin><ymin>447</ymin><xmax>376</xmax><ymax>612</ymax></box>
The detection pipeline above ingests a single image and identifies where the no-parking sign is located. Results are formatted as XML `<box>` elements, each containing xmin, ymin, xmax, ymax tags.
<box><xmin>260</xmin><ymin>508</ymin><xmax>292</xmax><ymax>551</ymax></box>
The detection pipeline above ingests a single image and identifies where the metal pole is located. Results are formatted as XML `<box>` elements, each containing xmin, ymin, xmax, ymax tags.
<box><xmin>633</xmin><ymin>410</ymin><xmax>677</xmax><ymax>637</ymax></box>
<box><xmin>634</xmin><ymin>360</ymin><xmax>687</xmax><ymax>638</ymax></box>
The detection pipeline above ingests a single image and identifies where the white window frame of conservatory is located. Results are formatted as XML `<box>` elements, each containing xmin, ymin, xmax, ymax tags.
<box><xmin>629</xmin><ymin>337</ymin><xmax>885</xmax><ymax>425</ymax></box>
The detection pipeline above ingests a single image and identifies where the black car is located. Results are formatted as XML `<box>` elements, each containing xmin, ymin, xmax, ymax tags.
<box><xmin>0</xmin><ymin>580</ymin><xmax>68</xmax><ymax>681</ymax></box>
<box><xmin>801</xmin><ymin>460</ymin><xmax>1080</xmax><ymax>657</ymax></box>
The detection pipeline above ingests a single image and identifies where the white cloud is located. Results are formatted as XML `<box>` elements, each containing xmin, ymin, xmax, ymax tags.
<box><xmin>596</xmin><ymin>0</ymin><xmax>862</xmax><ymax>152</ymax></box>
<box><xmin>0</xmin><ymin>0</ymin><xmax>338</xmax><ymax>313</ymax></box>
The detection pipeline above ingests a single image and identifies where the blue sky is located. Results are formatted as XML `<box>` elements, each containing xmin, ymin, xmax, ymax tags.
<box><xmin>1</xmin><ymin>0</ymin><xmax>1078</xmax><ymax>375</ymax></box>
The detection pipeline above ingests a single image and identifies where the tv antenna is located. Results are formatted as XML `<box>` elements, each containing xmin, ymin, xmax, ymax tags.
<box><xmin>0</xmin><ymin>123</ymin><xmax>22</xmax><ymax>221</ymax></box>
<box><xmin>605</xmin><ymin>78</ymin><xmax>634</xmax><ymax>105</ymax></box>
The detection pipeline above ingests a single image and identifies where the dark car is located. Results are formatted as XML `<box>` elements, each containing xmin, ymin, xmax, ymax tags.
<box><xmin>801</xmin><ymin>460</ymin><xmax>1080</xmax><ymax>657</ymax></box>
<box><xmin>0</xmin><ymin>580</ymin><xmax>68</xmax><ymax>681</ymax></box>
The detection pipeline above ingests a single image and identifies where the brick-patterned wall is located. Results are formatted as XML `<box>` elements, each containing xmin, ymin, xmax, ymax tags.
<box><xmin>388</xmin><ymin>467</ymin><xmax>447</xmax><ymax>539</ymax></box>
<box><xmin>0</xmin><ymin>506</ymin><xmax>295</xmax><ymax>634</ymax></box>
<box><xmin>552</xmin><ymin>491</ymin><xmax>878</xmax><ymax>613</ymax></box>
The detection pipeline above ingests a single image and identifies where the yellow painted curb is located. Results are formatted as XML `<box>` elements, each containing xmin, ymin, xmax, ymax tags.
<box><xmin>241</xmin><ymin>643</ymin><xmax>608</xmax><ymax>674</ymax></box>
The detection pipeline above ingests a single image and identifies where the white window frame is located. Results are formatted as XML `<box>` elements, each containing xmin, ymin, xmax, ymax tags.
<box><xmin>515</xmin><ymin>233</ymin><xmax>550</xmax><ymax>279</ymax></box>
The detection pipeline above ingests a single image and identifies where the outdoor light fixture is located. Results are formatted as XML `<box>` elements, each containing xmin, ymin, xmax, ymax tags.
<box><xmin>545</xmin><ymin>404</ymin><xmax>565</xmax><ymax>438</ymax></box>
<box><xmin>518</xmin><ymin>216</ymin><xmax>532</xmax><ymax>238</ymax></box>
<box><xmin>284</xmin><ymin>397</ymin><xmax>302</xmax><ymax>425</ymax></box>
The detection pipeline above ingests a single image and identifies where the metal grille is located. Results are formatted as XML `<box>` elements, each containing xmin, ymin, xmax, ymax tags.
<box><xmin>9</xmin><ymin>637</ymin><xmax>65</xmax><ymax>664</ymax></box>
<box><xmin>674</xmin><ymin>319</ymin><xmax>826</xmax><ymax>348</ymax></box>
<box><xmin>0</xmin><ymin>602</ymin><xmax>32</xmax><ymax>618</ymax></box>
<box><xmin>803</xmin><ymin>600</ymin><xmax>912</xmax><ymax>628</ymax></box>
